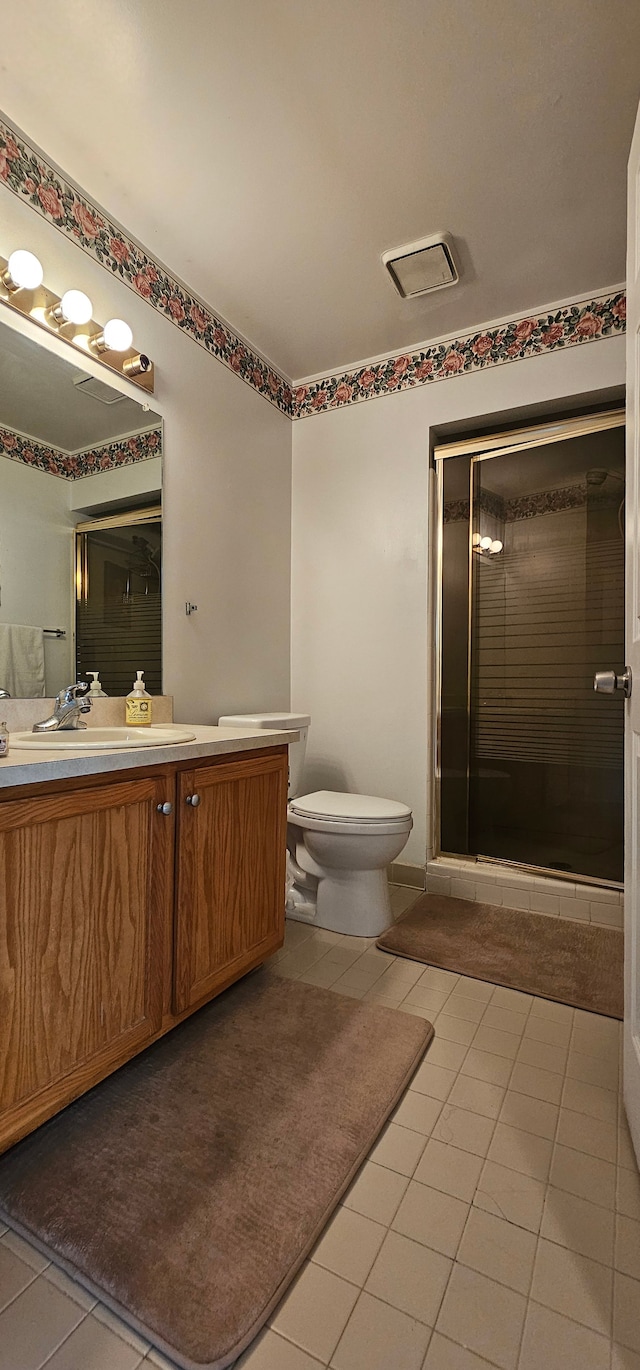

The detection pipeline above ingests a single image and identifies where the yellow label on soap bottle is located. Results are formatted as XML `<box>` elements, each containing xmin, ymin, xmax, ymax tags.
<box><xmin>126</xmin><ymin>696</ymin><xmax>153</xmax><ymax>726</ymax></box>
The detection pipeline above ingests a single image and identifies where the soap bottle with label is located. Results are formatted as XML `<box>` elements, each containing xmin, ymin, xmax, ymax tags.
<box><xmin>126</xmin><ymin>671</ymin><xmax>152</xmax><ymax>727</ymax></box>
<box><xmin>0</xmin><ymin>722</ymin><xmax>8</xmax><ymax>758</ymax></box>
<box><xmin>88</xmin><ymin>672</ymin><xmax>108</xmax><ymax>698</ymax></box>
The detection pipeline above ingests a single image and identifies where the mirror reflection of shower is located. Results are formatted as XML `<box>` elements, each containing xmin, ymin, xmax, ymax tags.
<box><xmin>123</xmin><ymin>534</ymin><xmax>162</xmax><ymax>604</ymax></box>
<box><xmin>76</xmin><ymin>512</ymin><xmax>162</xmax><ymax>696</ymax></box>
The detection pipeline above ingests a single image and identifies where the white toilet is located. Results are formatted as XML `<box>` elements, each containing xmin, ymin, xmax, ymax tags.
<box><xmin>217</xmin><ymin>711</ymin><xmax>413</xmax><ymax>938</ymax></box>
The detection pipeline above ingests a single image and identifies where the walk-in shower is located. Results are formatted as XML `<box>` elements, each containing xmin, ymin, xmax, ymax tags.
<box><xmin>436</xmin><ymin>410</ymin><xmax>625</xmax><ymax>886</ymax></box>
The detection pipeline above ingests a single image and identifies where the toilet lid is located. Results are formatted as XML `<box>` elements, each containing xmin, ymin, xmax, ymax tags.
<box><xmin>290</xmin><ymin>790</ymin><xmax>412</xmax><ymax>821</ymax></box>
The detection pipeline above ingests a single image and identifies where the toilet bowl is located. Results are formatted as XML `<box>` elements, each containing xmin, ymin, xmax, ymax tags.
<box><xmin>216</xmin><ymin>713</ymin><xmax>413</xmax><ymax>938</ymax></box>
<box><xmin>287</xmin><ymin>790</ymin><xmax>413</xmax><ymax>937</ymax></box>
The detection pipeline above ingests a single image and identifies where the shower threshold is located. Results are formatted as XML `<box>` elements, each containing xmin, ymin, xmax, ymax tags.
<box><xmin>474</xmin><ymin>853</ymin><xmax>623</xmax><ymax>892</ymax></box>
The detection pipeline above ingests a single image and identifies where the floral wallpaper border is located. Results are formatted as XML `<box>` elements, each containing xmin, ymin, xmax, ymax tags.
<box><xmin>0</xmin><ymin>116</ymin><xmax>625</xmax><ymax>423</ymax></box>
<box><xmin>444</xmin><ymin>479</ymin><xmax>621</xmax><ymax>526</ymax></box>
<box><xmin>0</xmin><ymin>117</ymin><xmax>293</xmax><ymax>416</ymax></box>
<box><xmin>0</xmin><ymin>423</ymin><xmax>162</xmax><ymax>480</ymax></box>
<box><xmin>292</xmin><ymin>292</ymin><xmax>626</xmax><ymax>418</ymax></box>
<box><xmin>506</xmin><ymin>485</ymin><xmax>586</xmax><ymax>521</ymax></box>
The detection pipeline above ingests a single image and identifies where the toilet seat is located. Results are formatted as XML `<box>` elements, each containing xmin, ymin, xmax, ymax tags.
<box><xmin>288</xmin><ymin>790</ymin><xmax>412</xmax><ymax>837</ymax></box>
<box><xmin>291</xmin><ymin>790</ymin><xmax>411</xmax><ymax>820</ymax></box>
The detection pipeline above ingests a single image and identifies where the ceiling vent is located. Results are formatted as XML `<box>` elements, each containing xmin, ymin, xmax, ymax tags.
<box><xmin>382</xmin><ymin>232</ymin><xmax>459</xmax><ymax>299</ymax></box>
<box><xmin>73</xmin><ymin>375</ymin><xmax>127</xmax><ymax>405</ymax></box>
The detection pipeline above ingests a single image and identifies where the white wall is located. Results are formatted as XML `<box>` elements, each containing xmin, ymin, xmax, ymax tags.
<box><xmin>69</xmin><ymin>457</ymin><xmax>162</xmax><ymax>512</ymax></box>
<box><xmin>1</xmin><ymin>167</ymin><xmax>626</xmax><ymax>846</ymax></box>
<box><xmin>0</xmin><ymin>456</ymin><xmax>74</xmax><ymax>692</ymax></box>
<box><xmin>0</xmin><ymin>189</ymin><xmax>292</xmax><ymax>722</ymax></box>
<box><xmin>291</xmin><ymin>337</ymin><xmax>625</xmax><ymax>866</ymax></box>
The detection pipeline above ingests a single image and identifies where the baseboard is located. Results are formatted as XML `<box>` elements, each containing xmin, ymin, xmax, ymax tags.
<box><xmin>388</xmin><ymin>862</ymin><xmax>426</xmax><ymax>890</ymax></box>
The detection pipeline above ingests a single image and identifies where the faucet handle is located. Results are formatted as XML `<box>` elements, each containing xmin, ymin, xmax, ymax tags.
<box><xmin>58</xmin><ymin>681</ymin><xmax>90</xmax><ymax>704</ymax></box>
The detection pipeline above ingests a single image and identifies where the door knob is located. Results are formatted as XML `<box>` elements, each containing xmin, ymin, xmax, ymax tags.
<box><xmin>157</xmin><ymin>801</ymin><xmax>173</xmax><ymax>815</ymax></box>
<box><xmin>185</xmin><ymin>793</ymin><xmax>201</xmax><ymax>807</ymax></box>
<box><xmin>594</xmin><ymin>667</ymin><xmax>632</xmax><ymax>697</ymax></box>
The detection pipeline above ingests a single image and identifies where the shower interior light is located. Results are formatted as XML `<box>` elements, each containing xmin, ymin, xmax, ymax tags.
<box><xmin>55</xmin><ymin>289</ymin><xmax>93</xmax><ymax>325</ymax></box>
<box><xmin>3</xmin><ymin>249</ymin><xmax>44</xmax><ymax>292</ymax></box>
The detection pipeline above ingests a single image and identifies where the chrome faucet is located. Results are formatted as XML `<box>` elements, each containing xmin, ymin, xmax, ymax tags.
<box><xmin>33</xmin><ymin>682</ymin><xmax>92</xmax><ymax>733</ymax></box>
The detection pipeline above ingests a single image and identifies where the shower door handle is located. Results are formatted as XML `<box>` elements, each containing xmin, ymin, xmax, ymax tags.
<box><xmin>594</xmin><ymin>667</ymin><xmax>632</xmax><ymax>697</ymax></box>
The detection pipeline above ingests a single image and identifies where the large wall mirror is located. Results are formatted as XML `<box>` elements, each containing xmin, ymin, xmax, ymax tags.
<box><xmin>0</xmin><ymin>315</ymin><xmax>162</xmax><ymax>698</ymax></box>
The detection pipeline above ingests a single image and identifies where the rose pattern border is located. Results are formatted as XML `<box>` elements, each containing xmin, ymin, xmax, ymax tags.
<box><xmin>0</xmin><ymin>116</ymin><xmax>625</xmax><ymax>422</ymax></box>
<box><xmin>444</xmin><ymin>491</ymin><xmax>504</xmax><ymax>524</ymax></box>
<box><xmin>0</xmin><ymin>424</ymin><xmax>162</xmax><ymax>480</ymax></box>
<box><xmin>0</xmin><ymin>118</ymin><xmax>293</xmax><ymax>417</ymax></box>
<box><xmin>507</xmin><ymin>485</ymin><xmax>586</xmax><ymax>521</ymax></box>
<box><xmin>292</xmin><ymin>292</ymin><xmax>626</xmax><ymax>418</ymax></box>
<box><xmin>444</xmin><ymin>480</ymin><xmax>621</xmax><ymax>526</ymax></box>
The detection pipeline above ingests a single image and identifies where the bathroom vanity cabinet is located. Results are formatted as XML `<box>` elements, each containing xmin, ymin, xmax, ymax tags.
<box><xmin>0</xmin><ymin>744</ymin><xmax>288</xmax><ymax>1154</ymax></box>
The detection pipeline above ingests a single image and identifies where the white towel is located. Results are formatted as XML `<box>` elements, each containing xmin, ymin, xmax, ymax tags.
<box><xmin>0</xmin><ymin>624</ymin><xmax>45</xmax><ymax>697</ymax></box>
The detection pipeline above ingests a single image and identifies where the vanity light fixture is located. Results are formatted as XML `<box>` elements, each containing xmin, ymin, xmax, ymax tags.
<box><xmin>0</xmin><ymin>247</ymin><xmax>154</xmax><ymax>393</ymax></box>
<box><xmin>90</xmin><ymin>318</ymin><xmax>134</xmax><ymax>353</ymax></box>
<box><xmin>472</xmin><ymin>533</ymin><xmax>503</xmax><ymax>556</ymax></box>
<box><xmin>49</xmin><ymin>289</ymin><xmax>93</xmax><ymax>326</ymax></box>
<box><xmin>2</xmin><ymin>249</ymin><xmax>44</xmax><ymax>292</ymax></box>
<box><xmin>123</xmin><ymin>353</ymin><xmax>152</xmax><ymax>377</ymax></box>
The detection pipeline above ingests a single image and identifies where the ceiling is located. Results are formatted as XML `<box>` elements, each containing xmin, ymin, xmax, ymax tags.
<box><xmin>481</xmin><ymin>428</ymin><xmax>625</xmax><ymax>498</ymax></box>
<box><xmin>1</xmin><ymin>0</ymin><xmax>639</xmax><ymax>381</ymax></box>
<box><xmin>0</xmin><ymin>321</ymin><xmax>160</xmax><ymax>450</ymax></box>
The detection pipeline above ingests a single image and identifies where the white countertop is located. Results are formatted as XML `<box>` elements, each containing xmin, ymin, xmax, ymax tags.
<box><xmin>0</xmin><ymin>725</ymin><xmax>296</xmax><ymax>789</ymax></box>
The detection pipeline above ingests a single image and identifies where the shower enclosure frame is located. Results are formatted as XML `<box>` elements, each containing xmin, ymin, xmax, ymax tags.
<box><xmin>433</xmin><ymin>406</ymin><xmax>626</xmax><ymax>889</ymax></box>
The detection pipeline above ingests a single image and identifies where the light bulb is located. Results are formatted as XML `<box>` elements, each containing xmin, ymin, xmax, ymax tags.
<box><xmin>479</xmin><ymin>536</ymin><xmax>493</xmax><ymax>550</ymax></box>
<box><xmin>471</xmin><ymin>532</ymin><xmax>482</xmax><ymax>546</ymax></box>
<box><xmin>490</xmin><ymin>540</ymin><xmax>503</xmax><ymax>554</ymax></box>
<box><xmin>59</xmin><ymin>289</ymin><xmax>93</xmax><ymax>324</ymax></box>
<box><xmin>5</xmin><ymin>249</ymin><xmax>44</xmax><ymax>291</ymax></box>
<box><xmin>103</xmin><ymin>318</ymin><xmax>133</xmax><ymax>351</ymax></box>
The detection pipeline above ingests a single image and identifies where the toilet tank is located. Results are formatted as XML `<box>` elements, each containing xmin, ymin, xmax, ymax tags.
<box><xmin>216</xmin><ymin>712</ymin><xmax>310</xmax><ymax>798</ymax></box>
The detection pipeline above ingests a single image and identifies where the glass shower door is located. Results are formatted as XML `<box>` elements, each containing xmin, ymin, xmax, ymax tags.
<box><xmin>467</xmin><ymin>427</ymin><xmax>625</xmax><ymax>883</ymax></box>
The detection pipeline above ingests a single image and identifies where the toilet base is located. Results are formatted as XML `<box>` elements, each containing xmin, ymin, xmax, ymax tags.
<box><xmin>286</xmin><ymin>866</ymin><xmax>393</xmax><ymax>938</ymax></box>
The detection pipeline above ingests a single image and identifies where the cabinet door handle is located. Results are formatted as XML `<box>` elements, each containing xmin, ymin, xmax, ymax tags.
<box><xmin>185</xmin><ymin>793</ymin><xmax>201</xmax><ymax>807</ymax></box>
<box><xmin>157</xmin><ymin>801</ymin><xmax>173</xmax><ymax>815</ymax></box>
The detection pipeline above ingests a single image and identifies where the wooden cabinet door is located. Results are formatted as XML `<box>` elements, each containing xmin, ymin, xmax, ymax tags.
<box><xmin>0</xmin><ymin>773</ymin><xmax>173</xmax><ymax>1149</ymax></box>
<box><xmin>173</xmin><ymin>748</ymin><xmax>287</xmax><ymax>1014</ymax></box>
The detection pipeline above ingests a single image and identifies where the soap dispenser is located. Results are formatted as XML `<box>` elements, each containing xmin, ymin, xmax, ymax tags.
<box><xmin>88</xmin><ymin>672</ymin><xmax>108</xmax><ymax>698</ymax></box>
<box><xmin>126</xmin><ymin>671</ymin><xmax>152</xmax><ymax>726</ymax></box>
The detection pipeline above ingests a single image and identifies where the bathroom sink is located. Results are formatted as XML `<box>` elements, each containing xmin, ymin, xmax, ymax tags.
<box><xmin>10</xmin><ymin>727</ymin><xmax>197</xmax><ymax>751</ymax></box>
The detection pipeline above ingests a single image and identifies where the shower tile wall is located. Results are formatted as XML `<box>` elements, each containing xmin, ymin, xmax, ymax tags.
<box><xmin>425</xmin><ymin>854</ymin><xmax>623</xmax><ymax>928</ymax></box>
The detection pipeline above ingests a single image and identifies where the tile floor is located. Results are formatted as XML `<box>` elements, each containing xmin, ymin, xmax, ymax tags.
<box><xmin>0</xmin><ymin>884</ymin><xmax>638</xmax><ymax>1370</ymax></box>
